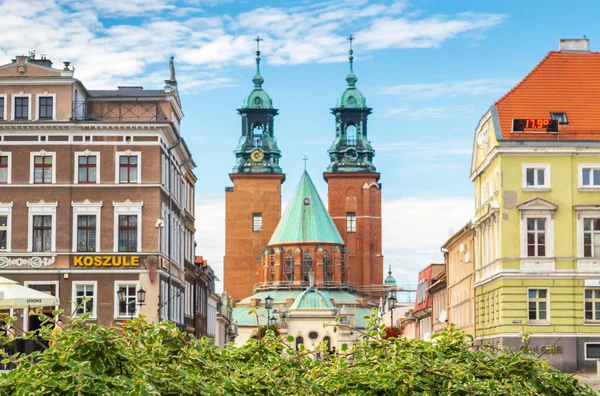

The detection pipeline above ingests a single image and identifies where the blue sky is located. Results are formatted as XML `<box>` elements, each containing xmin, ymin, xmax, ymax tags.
<box><xmin>2</xmin><ymin>0</ymin><xmax>599</xmax><ymax>295</ymax></box>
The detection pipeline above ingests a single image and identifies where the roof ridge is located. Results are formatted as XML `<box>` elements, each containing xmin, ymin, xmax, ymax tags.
<box><xmin>494</xmin><ymin>51</ymin><xmax>557</xmax><ymax>105</ymax></box>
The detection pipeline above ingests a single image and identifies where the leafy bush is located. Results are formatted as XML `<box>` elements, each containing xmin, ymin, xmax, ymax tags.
<box><xmin>0</xmin><ymin>311</ymin><xmax>593</xmax><ymax>395</ymax></box>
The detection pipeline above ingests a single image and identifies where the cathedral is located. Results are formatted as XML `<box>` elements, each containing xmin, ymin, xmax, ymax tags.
<box><xmin>224</xmin><ymin>38</ymin><xmax>394</xmax><ymax>348</ymax></box>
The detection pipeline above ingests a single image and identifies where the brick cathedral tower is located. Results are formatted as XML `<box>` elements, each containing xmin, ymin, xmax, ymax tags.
<box><xmin>224</xmin><ymin>38</ymin><xmax>285</xmax><ymax>300</ymax></box>
<box><xmin>323</xmin><ymin>36</ymin><xmax>383</xmax><ymax>288</ymax></box>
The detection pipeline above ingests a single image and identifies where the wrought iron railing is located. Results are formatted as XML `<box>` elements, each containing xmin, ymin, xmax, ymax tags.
<box><xmin>72</xmin><ymin>101</ymin><xmax>168</xmax><ymax>122</ymax></box>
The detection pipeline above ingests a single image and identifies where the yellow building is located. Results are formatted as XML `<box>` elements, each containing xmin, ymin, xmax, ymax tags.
<box><xmin>471</xmin><ymin>38</ymin><xmax>600</xmax><ymax>372</ymax></box>
<box><xmin>442</xmin><ymin>223</ymin><xmax>475</xmax><ymax>339</ymax></box>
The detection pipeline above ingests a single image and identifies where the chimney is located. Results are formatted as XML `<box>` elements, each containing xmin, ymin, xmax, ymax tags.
<box><xmin>559</xmin><ymin>38</ymin><xmax>590</xmax><ymax>53</ymax></box>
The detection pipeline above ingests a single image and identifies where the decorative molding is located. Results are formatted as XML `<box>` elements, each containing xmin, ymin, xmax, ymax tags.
<box><xmin>0</xmin><ymin>256</ymin><xmax>55</xmax><ymax>268</ymax></box>
<box><xmin>520</xmin><ymin>259</ymin><xmax>555</xmax><ymax>271</ymax></box>
<box><xmin>578</xmin><ymin>260</ymin><xmax>600</xmax><ymax>271</ymax></box>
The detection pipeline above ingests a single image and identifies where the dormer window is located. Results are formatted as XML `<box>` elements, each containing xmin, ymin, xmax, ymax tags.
<box><xmin>303</xmin><ymin>198</ymin><xmax>310</xmax><ymax>206</ymax></box>
<box><xmin>551</xmin><ymin>112</ymin><xmax>568</xmax><ymax>125</ymax></box>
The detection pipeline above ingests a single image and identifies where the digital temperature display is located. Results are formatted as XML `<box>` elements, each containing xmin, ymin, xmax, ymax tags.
<box><xmin>513</xmin><ymin>119</ymin><xmax>558</xmax><ymax>133</ymax></box>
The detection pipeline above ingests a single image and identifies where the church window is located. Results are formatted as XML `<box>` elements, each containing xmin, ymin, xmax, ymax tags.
<box><xmin>323</xmin><ymin>336</ymin><xmax>331</xmax><ymax>352</ymax></box>
<box><xmin>340</xmin><ymin>250</ymin><xmax>347</xmax><ymax>283</ymax></box>
<box><xmin>284</xmin><ymin>251</ymin><xmax>294</xmax><ymax>282</ymax></box>
<box><xmin>268</xmin><ymin>254</ymin><xmax>275</xmax><ymax>282</ymax></box>
<box><xmin>303</xmin><ymin>250</ymin><xmax>313</xmax><ymax>282</ymax></box>
<box><xmin>323</xmin><ymin>250</ymin><xmax>333</xmax><ymax>283</ymax></box>
<box><xmin>252</xmin><ymin>213</ymin><xmax>262</xmax><ymax>232</ymax></box>
<box><xmin>346</xmin><ymin>212</ymin><xmax>356</xmax><ymax>233</ymax></box>
<box><xmin>252</xmin><ymin>124</ymin><xmax>263</xmax><ymax>147</ymax></box>
<box><xmin>346</xmin><ymin>124</ymin><xmax>356</xmax><ymax>146</ymax></box>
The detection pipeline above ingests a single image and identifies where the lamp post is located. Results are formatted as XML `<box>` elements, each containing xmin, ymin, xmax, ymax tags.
<box><xmin>117</xmin><ymin>287</ymin><xmax>147</xmax><ymax>320</ymax></box>
<box><xmin>264</xmin><ymin>294</ymin><xmax>273</xmax><ymax>326</ymax></box>
<box><xmin>270</xmin><ymin>315</ymin><xmax>277</xmax><ymax>326</ymax></box>
<box><xmin>387</xmin><ymin>292</ymin><xmax>397</xmax><ymax>326</ymax></box>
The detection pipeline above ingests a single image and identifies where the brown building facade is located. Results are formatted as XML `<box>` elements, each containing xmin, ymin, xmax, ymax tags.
<box><xmin>0</xmin><ymin>54</ymin><xmax>201</xmax><ymax>333</ymax></box>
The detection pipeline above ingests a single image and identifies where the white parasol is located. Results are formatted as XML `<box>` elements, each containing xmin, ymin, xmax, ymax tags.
<box><xmin>0</xmin><ymin>277</ymin><xmax>58</xmax><ymax>309</ymax></box>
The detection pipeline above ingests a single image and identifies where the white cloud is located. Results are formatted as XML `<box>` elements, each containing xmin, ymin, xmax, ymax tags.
<box><xmin>196</xmin><ymin>194</ymin><xmax>473</xmax><ymax>294</ymax></box>
<box><xmin>381</xmin><ymin>78</ymin><xmax>515</xmax><ymax>98</ymax></box>
<box><xmin>0</xmin><ymin>0</ymin><xmax>506</xmax><ymax>90</ymax></box>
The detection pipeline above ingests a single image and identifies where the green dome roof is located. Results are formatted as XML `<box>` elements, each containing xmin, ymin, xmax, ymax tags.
<box><xmin>268</xmin><ymin>171</ymin><xmax>344</xmax><ymax>246</ymax></box>
<box><xmin>384</xmin><ymin>265</ymin><xmax>396</xmax><ymax>286</ymax></box>
<box><xmin>242</xmin><ymin>52</ymin><xmax>273</xmax><ymax>109</ymax></box>
<box><xmin>290</xmin><ymin>288</ymin><xmax>336</xmax><ymax>310</ymax></box>
<box><xmin>336</xmin><ymin>71</ymin><xmax>367</xmax><ymax>108</ymax></box>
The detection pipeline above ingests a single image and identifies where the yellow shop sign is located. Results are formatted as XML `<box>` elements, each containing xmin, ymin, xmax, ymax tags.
<box><xmin>73</xmin><ymin>256</ymin><xmax>140</xmax><ymax>267</ymax></box>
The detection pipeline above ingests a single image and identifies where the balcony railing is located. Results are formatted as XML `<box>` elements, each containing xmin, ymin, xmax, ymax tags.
<box><xmin>72</xmin><ymin>101</ymin><xmax>168</xmax><ymax>122</ymax></box>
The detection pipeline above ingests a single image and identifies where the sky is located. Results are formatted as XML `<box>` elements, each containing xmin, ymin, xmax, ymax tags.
<box><xmin>1</xmin><ymin>0</ymin><xmax>599</xmax><ymax>296</ymax></box>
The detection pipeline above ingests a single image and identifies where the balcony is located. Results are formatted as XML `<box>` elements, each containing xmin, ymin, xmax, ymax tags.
<box><xmin>72</xmin><ymin>101</ymin><xmax>168</xmax><ymax>122</ymax></box>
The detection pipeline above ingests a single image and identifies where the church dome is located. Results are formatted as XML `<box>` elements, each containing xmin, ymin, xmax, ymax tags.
<box><xmin>335</xmin><ymin>72</ymin><xmax>367</xmax><ymax>109</ymax></box>
<box><xmin>241</xmin><ymin>48</ymin><xmax>274</xmax><ymax>109</ymax></box>
<box><xmin>384</xmin><ymin>265</ymin><xmax>396</xmax><ymax>286</ymax></box>
<box><xmin>289</xmin><ymin>288</ymin><xmax>335</xmax><ymax>310</ymax></box>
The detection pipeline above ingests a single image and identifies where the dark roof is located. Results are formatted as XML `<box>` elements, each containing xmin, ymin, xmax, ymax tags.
<box><xmin>88</xmin><ymin>86</ymin><xmax>166</xmax><ymax>98</ymax></box>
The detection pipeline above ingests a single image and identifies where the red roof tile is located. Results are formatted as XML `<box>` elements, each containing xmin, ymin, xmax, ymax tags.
<box><xmin>496</xmin><ymin>51</ymin><xmax>600</xmax><ymax>140</ymax></box>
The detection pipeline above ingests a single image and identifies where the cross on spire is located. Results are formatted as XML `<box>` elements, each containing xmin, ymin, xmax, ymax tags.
<box><xmin>254</xmin><ymin>35</ymin><xmax>262</xmax><ymax>55</ymax></box>
<box><xmin>347</xmin><ymin>34</ymin><xmax>354</xmax><ymax>51</ymax></box>
<box><xmin>253</xmin><ymin>35</ymin><xmax>264</xmax><ymax>84</ymax></box>
<box><xmin>302</xmin><ymin>155</ymin><xmax>309</xmax><ymax>171</ymax></box>
<box><xmin>347</xmin><ymin>34</ymin><xmax>355</xmax><ymax>72</ymax></box>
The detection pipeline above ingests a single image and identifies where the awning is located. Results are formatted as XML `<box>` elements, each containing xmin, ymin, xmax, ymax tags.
<box><xmin>0</xmin><ymin>277</ymin><xmax>59</xmax><ymax>309</ymax></box>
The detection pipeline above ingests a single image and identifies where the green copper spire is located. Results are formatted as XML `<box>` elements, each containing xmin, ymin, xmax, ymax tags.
<box><xmin>243</xmin><ymin>36</ymin><xmax>273</xmax><ymax>109</ymax></box>
<box><xmin>269</xmin><ymin>171</ymin><xmax>344</xmax><ymax>245</ymax></box>
<box><xmin>384</xmin><ymin>265</ymin><xmax>396</xmax><ymax>286</ymax></box>
<box><xmin>345</xmin><ymin>34</ymin><xmax>357</xmax><ymax>87</ymax></box>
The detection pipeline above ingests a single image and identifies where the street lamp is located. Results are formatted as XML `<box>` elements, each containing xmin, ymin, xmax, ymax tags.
<box><xmin>117</xmin><ymin>287</ymin><xmax>147</xmax><ymax>320</ymax></box>
<box><xmin>264</xmin><ymin>294</ymin><xmax>273</xmax><ymax>326</ymax></box>
<box><xmin>387</xmin><ymin>293</ymin><xmax>397</xmax><ymax>326</ymax></box>
<box><xmin>270</xmin><ymin>315</ymin><xmax>277</xmax><ymax>326</ymax></box>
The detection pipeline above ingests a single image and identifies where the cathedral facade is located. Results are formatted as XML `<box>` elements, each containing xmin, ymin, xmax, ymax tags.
<box><xmin>224</xmin><ymin>39</ymin><xmax>390</xmax><ymax>347</ymax></box>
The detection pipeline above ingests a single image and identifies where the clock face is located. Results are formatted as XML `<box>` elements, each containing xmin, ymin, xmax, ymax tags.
<box><xmin>345</xmin><ymin>149</ymin><xmax>358</xmax><ymax>162</ymax></box>
<box><xmin>251</xmin><ymin>149</ymin><xmax>264</xmax><ymax>163</ymax></box>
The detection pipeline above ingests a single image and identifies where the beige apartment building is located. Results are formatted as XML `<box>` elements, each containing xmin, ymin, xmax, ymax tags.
<box><xmin>0</xmin><ymin>53</ymin><xmax>200</xmax><ymax>333</ymax></box>
<box><xmin>442</xmin><ymin>223</ymin><xmax>475</xmax><ymax>338</ymax></box>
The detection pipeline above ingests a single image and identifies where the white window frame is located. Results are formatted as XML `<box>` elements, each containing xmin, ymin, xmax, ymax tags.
<box><xmin>74</xmin><ymin>150</ymin><xmax>100</xmax><ymax>184</ymax></box>
<box><xmin>518</xmin><ymin>207</ymin><xmax>555</xmax><ymax>258</ymax></box>
<box><xmin>72</xmin><ymin>200</ymin><xmax>102</xmax><ymax>252</ymax></box>
<box><xmin>23</xmin><ymin>280</ymin><xmax>59</xmax><ymax>332</ymax></box>
<box><xmin>72</xmin><ymin>281</ymin><xmax>98</xmax><ymax>319</ymax></box>
<box><xmin>522</xmin><ymin>163</ymin><xmax>550</xmax><ymax>190</ymax></box>
<box><xmin>0</xmin><ymin>94</ymin><xmax>7</xmax><ymax>121</ymax></box>
<box><xmin>115</xmin><ymin>151</ymin><xmax>142</xmax><ymax>184</ymax></box>
<box><xmin>27</xmin><ymin>200</ymin><xmax>58</xmax><ymax>252</ymax></box>
<box><xmin>252</xmin><ymin>212</ymin><xmax>262</xmax><ymax>232</ymax></box>
<box><xmin>346</xmin><ymin>212</ymin><xmax>357</xmax><ymax>233</ymax></box>
<box><xmin>0</xmin><ymin>202</ymin><xmax>12</xmax><ymax>253</ymax></box>
<box><xmin>584</xmin><ymin>288</ymin><xmax>600</xmax><ymax>323</ymax></box>
<box><xmin>585</xmin><ymin>342</ymin><xmax>600</xmax><ymax>360</ymax></box>
<box><xmin>12</xmin><ymin>93</ymin><xmax>32</xmax><ymax>120</ymax></box>
<box><xmin>113</xmin><ymin>200</ymin><xmax>143</xmax><ymax>253</ymax></box>
<box><xmin>113</xmin><ymin>281</ymin><xmax>140</xmax><ymax>319</ymax></box>
<box><xmin>579</xmin><ymin>163</ymin><xmax>600</xmax><ymax>190</ymax></box>
<box><xmin>30</xmin><ymin>150</ymin><xmax>57</xmax><ymax>184</ymax></box>
<box><xmin>527</xmin><ymin>287</ymin><xmax>550</xmax><ymax>325</ymax></box>
<box><xmin>0</xmin><ymin>151</ymin><xmax>12</xmax><ymax>184</ymax></box>
<box><xmin>35</xmin><ymin>93</ymin><xmax>56</xmax><ymax>121</ymax></box>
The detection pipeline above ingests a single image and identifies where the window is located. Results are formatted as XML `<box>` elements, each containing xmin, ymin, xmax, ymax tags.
<box><xmin>160</xmin><ymin>280</ymin><xmax>169</xmax><ymax>320</ymax></box>
<box><xmin>252</xmin><ymin>213</ymin><xmax>262</xmax><ymax>232</ymax></box>
<box><xmin>323</xmin><ymin>250</ymin><xmax>333</xmax><ymax>282</ymax></box>
<box><xmin>33</xmin><ymin>155</ymin><xmax>53</xmax><ymax>184</ymax></box>
<box><xmin>119</xmin><ymin>155</ymin><xmax>138</xmax><ymax>183</ymax></box>
<box><xmin>583</xmin><ymin>219</ymin><xmax>600</xmax><ymax>258</ymax></box>
<box><xmin>295</xmin><ymin>336</ymin><xmax>304</xmax><ymax>351</ymax></box>
<box><xmin>0</xmin><ymin>156</ymin><xmax>7</xmax><ymax>183</ymax></box>
<box><xmin>0</xmin><ymin>216</ymin><xmax>7</xmax><ymax>251</ymax></box>
<box><xmin>38</xmin><ymin>97</ymin><xmax>53</xmax><ymax>119</ymax></box>
<box><xmin>115</xmin><ymin>282</ymin><xmax>139</xmax><ymax>318</ymax></box>
<box><xmin>118</xmin><ymin>215</ymin><xmax>138</xmax><ymax>252</ymax></box>
<box><xmin>0</xmin><ymin>96</ymin><xmax>4</xmax><ymax>120</ymax></box>
<box><xmin>585</xmin><ymin>289</ymin><xmax>600</xmax><ymax>322</ymax></box>
<box><xmin>346</xmin><ymin>125</ymin><xmax>357</xmax><ymax>146</ymax></box>
<box><xmin>340</xmin><ymin>250</ymin><xmax>347</xmax><ymax>283</ymax></box>
<box><xmin>522</xmin><ymin>164</ymin><xmax>549</xmax><ymax>189</ymax></box>
<box><xmin>32</xmin><ymin>215</ymin><xmax>52</xmax><ymax>252</ymax></box>
<box><xmin>303</xmin><ymin>250</ymin><xmax>313</xmax><ymax>282</ymax></box>
<box><xmin>551</xmin><ymin>112</ymin><xmax>568</xmax><ymax>124</ymax></box>
<box><xmin>586</xmin><ymin>343</ymin><xmax>600</xmax><ymax>360</ymax></box>
<box><xmin>526</xmin><ymin>218</ymin><xmax>546</xmax><ymax>257</ymax></box>
<box><xmin>77</xmin><ymin>215</ymin><xmax>96</xmax><ymax>252</ymax></box>
<box><xmin>581</xmin><ymin>166</ymin><xmax>600</xmax><ymax>188</ymax></box>
<box><xmin>73</xmin><ymin>282</ymin><xmax>96</xmax><ymax>318</ymax></box>
<box><xmin>528</xmin><ymin>288</ymin><xmax>548</xmax><ymax>323</ymax></box>
<box><xmin>14</xmin><ymin>97</ymin><xmax>29</xmax><ymax>119</ymax></box>
<box><xmin>184</xmin><ymin>281</ymin><xmax>193</xmax><ymax>318</ymax></box>
<box><xmin>284</xmin><ymin>251</ymin><xmax>294</xmax><ymax>282</ymax></box>
<box><xmin>78</xmin><ymin>155</ymin><xmax>97</xmax><ymax>183</ymax></box>
<box><xmin>268</xmin><ymin>254</ymin><xmax>275</xmax><ymax>282</ymax></box>
<box><xmin>346</xmin><ymin>212</ymin><xmax>356</xmax><ymax>233</ymax></box>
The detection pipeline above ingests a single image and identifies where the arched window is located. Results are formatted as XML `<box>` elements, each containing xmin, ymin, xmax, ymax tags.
<box><xmin>268</xmin><ymin>254</ymin><xmax>275</xmax><ymax>282</ymax></box>
<box><xmin>323</xmin><ymin>336</ymin><xmax>331</xmax><ymax>352</ymax></box>
<box><xmin>346</xmin><ymin>124</ymin><xmax>356</xmax><ymax>146</ymax></box>
<box><xmin>323</xmin><ymin>250</ymin><xmax>333</xmax><ymax>283</ymax></box>
<box><xmin>295</xmin><ymin>336</ymin><xmax>304</xmax><ymax>351</ymax></box>
<box><xmin>284</xmin><ymin>251</ymin><xmax>294</xmax><ymax>282</ymax></box>
<box><xmin>303</xmin><ymin>250</ymin><xmax>313</xmax><ymax>282</ymax></box>
<box><xmin>253</xmin><ymin>124</ymin><xmax>263</xmax><ymax>147</ymax></box>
